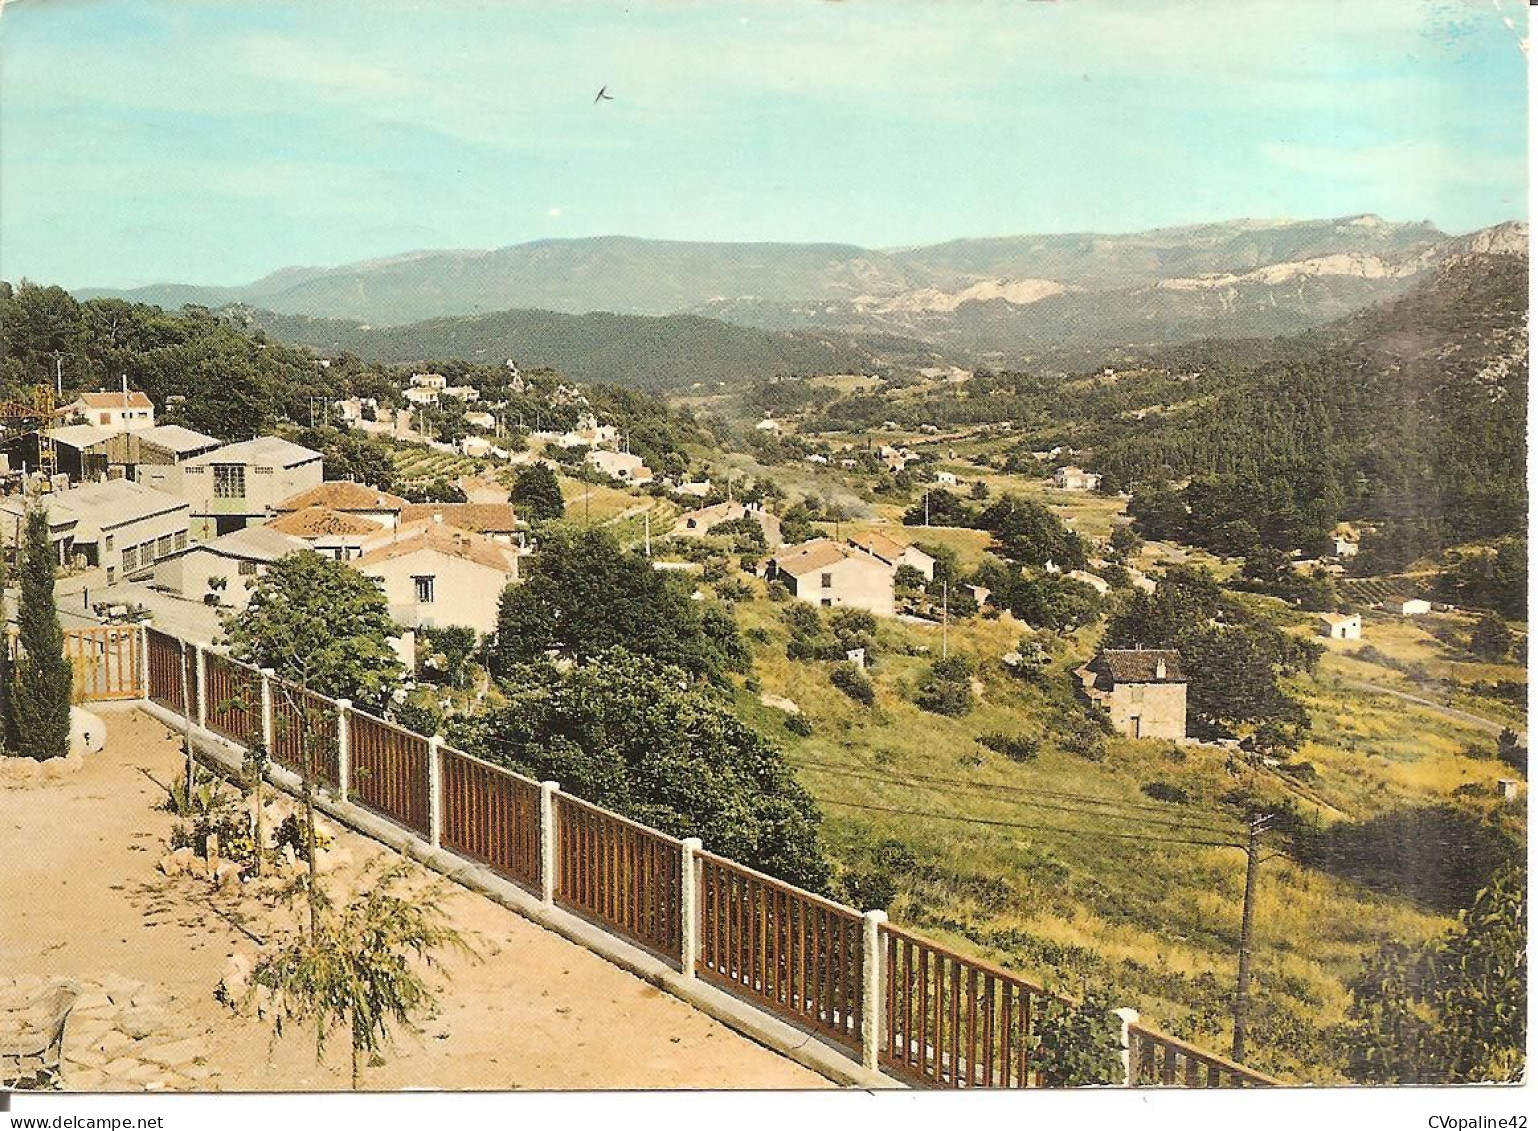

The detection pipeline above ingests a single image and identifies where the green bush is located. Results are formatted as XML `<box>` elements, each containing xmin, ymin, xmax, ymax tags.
<box><xmin>978</xmin><ymin>733</ymin><xmax>1039</xmax><ymax>762</ymax></box>
<box><xmin>785</xmin><ymin>712</ymin><xmax>814</xmax><ymax>737</ymax></box>
<box><xmin>1140</xmin><ymin>781</ymin><xmax>1189</xmax><ymax>804</ymax></box>
<box><xmin>1034</xmin><ymin>993</ymin><xmax>1124</xmax><ymax>1087</ymax></box>
<box><xmin>916</xmin><ymin>654</ymin><xmax>975</xmax><ymax>716</ymax></box>
<box><xmin>830</xmin><ymin>663</ymin><xmax>876</xmax><ymax>706</ymax></box>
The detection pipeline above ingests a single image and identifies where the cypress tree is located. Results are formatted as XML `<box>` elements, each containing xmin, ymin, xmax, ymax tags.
<box><xmin>0</xmin><ymin>529</ymin><xmax>10</xmax><ymax>754</ymax></box>
<box><xmin>10</xmin><ymin>509</ymin><xmax>72</xmax><ymax>761</ymax></box>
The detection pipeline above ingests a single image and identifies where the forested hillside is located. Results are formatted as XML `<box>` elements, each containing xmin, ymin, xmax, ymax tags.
<box><xmin>237</xmin><ymin>306</ymin><xmax>951</xmax><ymax>392</ymax></box>
<box><xmin>1099</xmin><ymin>252</ymin><xmax>1528</xmax><ymax>557</ymax></box>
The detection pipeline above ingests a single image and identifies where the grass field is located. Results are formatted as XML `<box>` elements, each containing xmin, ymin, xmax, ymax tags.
<box><xmin>714</xmin><ymin>579</ymin><xmax>1513</xmax><ymax>1083</ymax></box>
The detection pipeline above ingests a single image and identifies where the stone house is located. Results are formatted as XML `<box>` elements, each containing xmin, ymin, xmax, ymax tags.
<box><xmin>1319</xmin><ymin>613</ymin><xmax>1362</xmax><ymax>640</ymax></box>
<box><xmin>61</xmin><ymin>389</ymin><xmax>156</xmax><ymax>431</ymax></box>
<box><xmin>1053</xmin><ymin>465</ymin><xmax>1102</xmax><ymax>491</ymax></box>
<box><xmin>1380</xmin><ymin>595</ymin><xmax>1431</xmax><ymax>616</ymax></box>
<box><xmin>275</xmin><ymin>481</ymin><xmax>408</xmax><ymax>531</ymax></box>
<box><xmin>672</xmin><ymin>501</ymin><xmax>782</xmax><ymax>548</ymax></box>
<box><xmin>1078</xmin><ymin>648</ymin><xmax>1187</xmax><ymax>741</ymax></box>
<box><xmin>152</xmin><ymin>524</ymin><xmax>305</xmax><ymax>608</ymax></box>
<box><xmin>763</xmin><ymin>538</ymin><xmax>896</xmax><ymax>617</ymax></box>
<box><xmin>846</xmin><ymin>530</ymin><xmax>936</xmax><ymax>582</ymax></box>
<box><xmin>177</xmin><ymin>437</ymin><xmax>324</xmax><ymax>537</ymax></box>
<box><xmin>586</xmin><ymin>448</ymin><xmax>653</xmax><ymax>485</ymax></box>
<box><xmin>351</xmin><ymin>521</ymin><xmax>520</xmax><ymax>635</ymax></box>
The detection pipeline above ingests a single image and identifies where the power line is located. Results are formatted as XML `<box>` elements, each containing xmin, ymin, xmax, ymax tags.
<box><xmin>817</xmin><ymin>798</ymin><xmax>1242</xmax><ymax>849</ymax></box>
<box><xmin>789</xmin><ymin>757</ymin><xmax>1248</xmax><ymax>838</ymax></box>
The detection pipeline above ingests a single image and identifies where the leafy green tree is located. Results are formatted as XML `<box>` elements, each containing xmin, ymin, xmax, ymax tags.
<box><xmin>8</xmin><ymin>510</ymin><xmax>73</xmax><ymax>761</ymax></box>
<box><xmin>1107</xmin><ymin>524</ymin><xmax>1143</xmax><ymax>563</ymax></box>
<box><xmin>225</xmin><ymin>551</ymin><xmax>403</xmax><ymax>712</ymax></box>
<box><xmin>418</xmin><ymin>625</ymin><xmax>479</xmax><ymax>690</ymax></box>
<box><xmin>893</xmin><ymin>563</ymin><xmax>926</xmax><ymax>593</ymax></box>
<box><xmin>509</xmin><ymin>463</ymin><xmax>566</xmax><ymax>521</ymax></box>
<box><xmin>491</xmin><ymin>525</ymin><xmax>746</xmax><ymax>682</ymax></box>
<box><xmin>916</xmin><ymin>655</ymin><xmax>975</xmax><ymax>717</ymax></box>
<box><xmin>1467</xmin><ymin>613</ymin><xmax>1514</xmax><ymax>661</ymax></box>
<box><xmin>318</xmin><ymin>429</ymin><xmax>397</xmax><ymax>491</ymax></box>
<box><xmin>1345</xmin><ymin>864</ymin><xmax>1526</xmax><ymax>1084</ymax></box>
<box><xmin>454</xmin><ymin>650</ymin><xmax>831</xmax><ymax>891</ymax></box>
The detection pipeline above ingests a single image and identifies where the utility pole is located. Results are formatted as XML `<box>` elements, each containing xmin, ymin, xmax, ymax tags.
<box><xmin>52</xmin><ymin>353</ymin><xmax>63</xmax><ymax>398</ymax></box>
<box><xmin>1232</xmin><ymin>811</ymin><xmax>1272</xmax><ymax>1063</ymax></box>
<box><xmin>924</xmin><ymin>490</ymin><xmax>930</xmax><ymax>528</ymax></box>
<box><xmin>644</xmin><ymin>510</ymin><xmax>651</xmax><ymax>557</ymax></box>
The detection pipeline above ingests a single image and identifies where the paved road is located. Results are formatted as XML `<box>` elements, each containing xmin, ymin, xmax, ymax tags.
<box><xmin>1342</xmin><ymin>679</ymin><xmax>1526</xmax><ymax>742</ymax></box>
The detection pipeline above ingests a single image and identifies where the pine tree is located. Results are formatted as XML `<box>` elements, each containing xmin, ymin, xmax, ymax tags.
<box><xmin>10</xmin><ymin>509</ymin><xmax>73</xmax><ymax>761</ymax></box>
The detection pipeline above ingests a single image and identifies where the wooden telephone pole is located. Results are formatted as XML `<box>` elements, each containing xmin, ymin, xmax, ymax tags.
<box><xmin>1232</xmin><ymin>811</ymin><xmax>1272</xmax><ymax>1063</ymax></box>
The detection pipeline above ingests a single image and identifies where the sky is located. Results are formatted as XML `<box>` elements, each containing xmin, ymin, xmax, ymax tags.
<box><xmin>0</xmin><ymin>0</ymin><xmax>1527</xmax><ymax>288</ymax></box>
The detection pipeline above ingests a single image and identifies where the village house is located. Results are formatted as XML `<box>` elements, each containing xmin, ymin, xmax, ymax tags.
<box><xmin>60</xmin><ymin>388</ymin><xmax>156</xmax><ymax>431</ymax></box>
<box><xmin>1331</xmin><ymin>535</ymin><xmax>1359</xmax><ymax>559</ymax></box>
<box><xmin>404</xmin><ymin>387</ymin><xmax>440</xmax><ymax>407</ymax></box>
<box><xmin>1319</xmin><ymin>612</ymin><xmax>1362</xmax><ymax>640</ymax></box>
<box><xmin>178</xmin><ymin>437</ymin><xmax>324</xmax><ymax>537</ymax></box>
<box><xmin>464</xmin><ymin>410</ymin><xmax>497</xmax><ymax>430</ymax></box>
<box><xmin>671</xmin><ymin>501</ymin><xmax>782</xmax><ymax>548</ymax></box>
<box><xmin>352</xmin><ymin>521</ymin><xmax>519</xmax><ymax>635</ymax></box>
<box><xmin>755</xmin><ymin>417</ymin><xmax>782</xmax><ymax>434</ymax></box>
<box><xmin>1380</xmin><ymin>595</ymin><xmax>1432</xmax><ymax>616</ymax></box>
<box><xmin>265</xmin><ymin>506</ymin><xmax>381</xmax><ymax>560</ymax></box>
<box><xmin>152</xmin><ymin>524</ymin><xmax>305</xmax><ymax>608</ymax></box>
<box><xmin>1</xmin><ymin>479</ymin><xmax>190</xmax><ymax>582</ymax></box>
<box><xmin>846</xmin><ymin>530</ymin><xmax>936</xmax><ymax>581</ymax></box>
<box><xmin>1053</xmin><ymin>465</ymin><xmax>1101</xmax><ymax>491</ymax></box>
<box><xmin>410</xmin><ymin>373</ymin><xmax>447</xmax><ymax>390</ymax></box>
<box><xmin>1078</xmin><ymin>648</ymin><xmax>1188</xmax><ymax>741</ymax></box>
<box><xmin>441</xmin><ymin>384</ymin><xmax>480</xmax><ymax>402</ymax></box>
<box><xmin>934</xmin><ymin>471</ymin><xmax>959</xmax><ymax>487</ymax></box>
<box><xmin>763</xmin><ymin>538</ymin><xmax>896</xmax><ymax>617</ymax></box>
<box><xmin>672</xmin><ymin>479</ymin><xmax>712</xmax><ymax>499</ymax></box>
<box><xmin>275</xmin><ymin>481</ymin><xmax>408</xmax><ymax>531</ymax></box>
<box><xmin>586</xmin><ymin>448</ymin><xmax>653</xmax><ymax>485</ymax></box>
<box><xmin>399</xmin><ymin>502</ymin><xmax>524</xmax><ymax>545</ymax></box>
<box><xmin>22</xmin><ymin>422</ymin><xmax>220</xmax><ymax>487</ymax></box>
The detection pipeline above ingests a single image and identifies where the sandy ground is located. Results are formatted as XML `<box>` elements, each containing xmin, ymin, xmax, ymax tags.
<box><xmin>0</xmin><ymin>708</ymin><xmax>827</xmax><ymax>1091</ymax></box>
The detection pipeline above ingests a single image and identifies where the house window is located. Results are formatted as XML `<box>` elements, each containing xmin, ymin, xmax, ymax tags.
<box><xmin>157</xmin><ymin>534</ymin><xmax>173</xmax><ymax>558</ymax></box>
<box><xmin>413</xmin><ymin>575</ymin><xmax>436</xmax><ymax>603</ymax></box>
<box><xmin>239</xmin><ymin>560</ymin><xmax>258</xmax><ymax>576</ymax></box>
<box><xmin>99</xmin><ymin>413</ymin><xmax>111</xmax><ymax>425</ymax></box>
<box><xmin>820</xmin><ymin>598</ymin><xmax>832</xmax><ymax>608</ymax></box>
<box><xmin>254</xmin><ymin>466</ymin><xmax>273</xmax><ymax>475</ymax></box>
<box><xmin>213</xmin><ymin>464</ymin><xmax>246</xmax><ymax>499</ymax></box>
<box><xmin>106</xmin><ymin>566</ymin><xmax>115</xmax><ymax>583</ymax></box>
<box><xmin>174</xmin><ymin>531</ymin><xmax>188</xmax><ymax>551</ymax></box>
<box><xmin>104</xmin><ymin>534</ymin><xmax>114</xmax><ymax>552</ymax></box>
<box><xmin>820</xmin><ymin>572</ymin><xmax>833</xmax><ymax>588</ymax></box>
<box><xmin>122</xmin><ymin>546</ymin><xmax>138</xmax><ymax>571</ymax></box>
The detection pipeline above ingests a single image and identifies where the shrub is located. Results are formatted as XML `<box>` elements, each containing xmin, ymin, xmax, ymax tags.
<box><xmin>784</xmin><ymin>712</ymin><xmax>814</xmax><ymax>737</ymax></box>
<box><xmin>1034</xmin><ymin>993</ymin><xmax>1124</xmax><ymax>1086</ymax></box>
<box><xmin>1061</xmin><ymin>716</ymin><xmax>1107</xmax><ymax>762</ymax></box>
<box><xmin>766</xmin><ymin>581</ymin><xmax>791</xmax><ymax>602</ymax></box>
<box><xmin>916</xmin><ymin>655</ymin><xmax>975</xmax><ymax>716</ymax></box>
<box><xmin>1141</xmin><ymin>781</ymin><xmax>1189</xmax><ymax>804</ymax></box>
<box><xmin>830</xmin><ymin>663</ymin><xmax>876</xmax><ymax>706</ymax></box>
<box><xmin>978</xmin><ymin>733</ymin><xmax>1039</xmax><ymax>762</ymax></box>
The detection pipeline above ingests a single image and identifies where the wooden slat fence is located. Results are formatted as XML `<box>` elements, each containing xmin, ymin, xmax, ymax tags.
<box><xmin>106</xmin><ymin>626</ymin><xmax>1289</xmax><ymax>1090</ymax></box>
<box><xmin>1127</xmin><ymin>1022</ymin><xmax>1278</xmax><ymax>1088</ymax></box>
<box><xmin>880</xmin><ymin>922</ymin><xmax>1069</xmax><ymax>1088</ymax></box>
<box><xmin>61</xmin><ymin>626</ymin><xmax>142</xmax><ymax>702</ymax></box>
<box><xmin>554</xmin><ymin>794</ymin><xmax>683</xmax><ymax>960</ymax></box>
<box><xmin>201</xmin><ymin>652</ymin><xmax>264</xmax><ymax>746</ymax></box>
<box><xmin>144</xmin><ymin>628</ymin><xmax>188</xmax><ymax>713</ymax></box>
<box><xmin>269</xmin><ymin>680</ymin><xmax>340</xmax><ymax>788</ymax></box>
<box><xmin>347</xmin><ymin>709</ymin><xmax>431</xmax><ymax>836</ymax></box>
<box><xmin>440</xmin><ymin>748</ymin><xmax>542</xmax><ymax>890</ymax></box>
<box><xmin>697</xmin><ymin>852</ymin><xmax>863</xmax><ymax>1051</ymax></box>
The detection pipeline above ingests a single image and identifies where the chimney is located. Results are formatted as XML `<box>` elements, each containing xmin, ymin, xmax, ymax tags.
<box><xmin>1155</xmin><ymin>658</ymin><xmax>1167</xmax><ymax>680</ymax></box>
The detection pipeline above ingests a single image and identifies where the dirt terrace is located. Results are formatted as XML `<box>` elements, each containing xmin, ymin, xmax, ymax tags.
<box><xmin>0</xmin><ymin>708</ymin><xmax>826</xmax><ymax>1092</ymax></box>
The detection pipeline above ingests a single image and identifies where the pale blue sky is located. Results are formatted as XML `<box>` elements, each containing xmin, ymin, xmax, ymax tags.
<box><xmin>0</xmin><ymin>0</ymin><xmax>1527</xmax><ymax>288</ymax></box>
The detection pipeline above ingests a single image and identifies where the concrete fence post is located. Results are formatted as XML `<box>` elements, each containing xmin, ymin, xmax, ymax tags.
<box><xmin>335</xmin><ymin>699</ymin><xmax>352</xmax><ymax>799</ymax></box>
<box><xmin>539</xmin><ymin>780</ymin><xmax>561</xmax><ymax>908</ymax></box>
<box><xmin>1115</xmin><ymin>1007</ymin><xmax>1140</xmax><ymax>1087</ymax></box>
<box><xmin>194</xmin><ymin>644</ymin><xmax>208</xmax><ymax>729</ymax></box>
<box><xmin>259</xmin><ymin>668</ymin><xmax>276</xmax><ymax>754</ymax></box>
<box><xmin>427</xmin><ymin>736</ymin><xmax>444</xmax><ymax>850</ymax></box>
<box><xmin>680</xmin><ymin>837</ymin><xmax>703</xmax><ymax>979</ymax></box>
<box><xmin>137</xmin><ymin>623</ymin><xmax>150</xmax><ymax>698</ymax></box>
<box><xmin>861</xmin><ymin>909</ymin><xmax>887</xmax><ymax>1073</ymax></box>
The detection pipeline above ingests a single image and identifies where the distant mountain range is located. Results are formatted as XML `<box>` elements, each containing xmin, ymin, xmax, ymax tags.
<box><xmin>79</xmin><ymin>215</ymin><xmax>1527</xmax><ymax>374</ymax></box>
